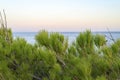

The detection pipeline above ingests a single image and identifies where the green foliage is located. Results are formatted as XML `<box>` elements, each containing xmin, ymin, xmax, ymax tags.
<box><xmin>96</xmin><ymin>75</ymin><xmax>107</xmax><ymax>80</ymax></box>
<box><xmin>76</xmin><ymin>30</ymin><xmax>94</xmax><ymax>57</ymax></box>
<box><xmin>35</xmin><ymin>31</ymin><xmax>68</xmax><ymax>55</ymax></box>
<box><xmin>1</xmin><ymin>26</ymin><xmax>120</xmax><ymax>80</ymax></box>
<box><xmin>35</xmin><ymin>30</ymin><xmax>50</xmax><ymax>48</ymax></box>
<box><xmin>0</xmin><ymin>12</ymin><xmax>14</xmax><ymax>79</ymax></box>
<box><xmin>50</xmin><ymin>32</ymin><xmax>68</xmax><ymax>54</ymax></box>
<box><xmin>94</xmin><ymin>34</ymin><xmax>106</xmax><ymax>47</ymax></box>
<box><xmin>8</xmin><ymin>38</ymin><xmax>34</xmax><ymax>80</ymax></box>
<box><xmin>111</xmin><ymin>39</ymin><xmax>120</xmax><ymax>55</ymax></box>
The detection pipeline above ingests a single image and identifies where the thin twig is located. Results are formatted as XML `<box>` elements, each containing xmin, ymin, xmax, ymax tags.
<box><xmin>0</xmin><ymin>11</ymin><xmax>5</xmax><ymax>28</ymax></box>
<box><xmin>29</xmin><ymin>74</ymin><xmax>42</xmax><ymax>80</ymax></box>
<box><xmin>2</xmin><ymin>10</ymin><xmax>9</xmax><ymax>42</ymax></box>
<box><xmin>3</xmin><ymin>9</ymin><xmax>7</xmax><ymax>28</ymax></box>
<box><xmin>0</xmin><ymin>12</ymin><xmax>2</xmax><ymax>24</ymax></box>
<box><xmin>107</xmin><ymin>28</ymin><xmax>115</xmax><ymax>43</ymax></box>
<box><xmin>0</xmin><ymin>73</ymin><xmax>5</xmax><ymax>80</ymax></box>
<box><xmin>105</xmin><ymin>35</ymin><xmax>113</xmax><ymax>41</ymax></box>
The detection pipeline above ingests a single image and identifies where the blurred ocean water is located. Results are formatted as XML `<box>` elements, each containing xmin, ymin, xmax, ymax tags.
<box><xmin>13</xmin><ymin>32</ymin><xmax>120</xmax><ymax>44</ymax></box>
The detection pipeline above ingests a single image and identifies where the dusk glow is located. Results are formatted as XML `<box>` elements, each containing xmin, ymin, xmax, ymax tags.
<box><xmin>0</xmin><ymin>0</ymin><xmax>120</xmax><ymax>32</ymax></box>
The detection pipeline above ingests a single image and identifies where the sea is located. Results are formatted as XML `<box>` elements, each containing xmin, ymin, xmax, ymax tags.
<box><xmin>13</xmin><ymin>32</ymin><xmax>120</xmax><ymax>45</ymax></box>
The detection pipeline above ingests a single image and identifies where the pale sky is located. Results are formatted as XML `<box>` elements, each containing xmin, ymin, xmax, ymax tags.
<box><xmin>0</xmin><ymin>0</ymin><xmax>120</xmax><ymax>32</ymax></box>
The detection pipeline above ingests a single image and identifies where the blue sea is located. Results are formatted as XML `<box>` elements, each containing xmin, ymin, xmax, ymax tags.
<box><xmin>13</xmin><ymin>32</ymin><xmax>120</xmax><ymax>44</ymax></box>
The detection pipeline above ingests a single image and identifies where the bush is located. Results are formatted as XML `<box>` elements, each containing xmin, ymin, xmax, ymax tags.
<box><xmin>0</xmin><ymin>26</ymin><xmax>120</xmax><ymax>80</ymax></box>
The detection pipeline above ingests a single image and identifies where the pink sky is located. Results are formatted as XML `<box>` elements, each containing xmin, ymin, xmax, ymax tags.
<box><xmin>1</xmin><ymin>0</ymin><xmax>120</xmax><ymax>32</ymax></box>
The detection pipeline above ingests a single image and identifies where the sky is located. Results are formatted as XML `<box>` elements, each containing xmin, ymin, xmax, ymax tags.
<box><xmin>0</xmin><ymin>0</ymin><xmax>120</xmax><ymax>32</ymax></box>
